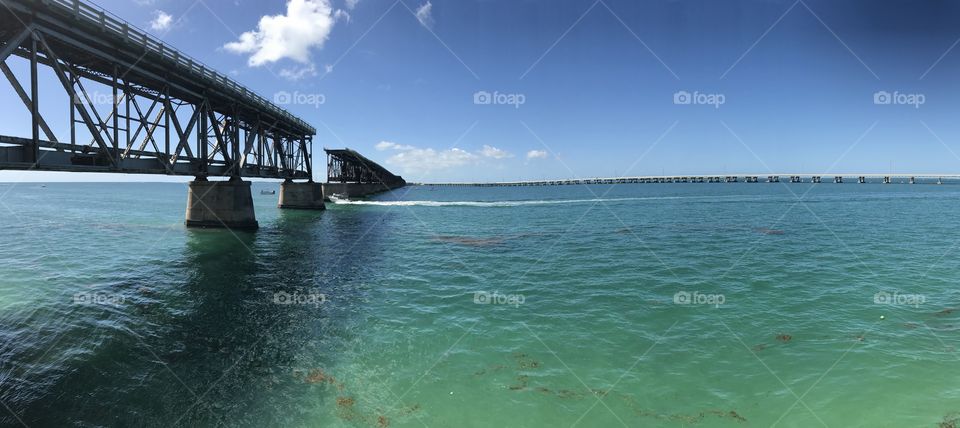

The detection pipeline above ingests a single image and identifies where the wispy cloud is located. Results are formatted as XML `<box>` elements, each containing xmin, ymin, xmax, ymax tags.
<box><xmin>279</xmin><ymin>63</ymin><xmax>318</xmax><ymax>80</ymax></box>
<box><xmin>387</xmin><ymin>147</ymin><xmax>477</xmax><ymax>172</ymax></box>
<box><xmin>376</xmin><ymin>141</ymin><xmax>415</xmax><ymax>151</ymax></box>
<box><xmin>526</xmin><ymin>150</ymin><xmax>549</xmax><ymax>160</ymax></box>
<box><xmin>224</xmin><ymin>0</ymin><xmax>338</xmax><ymax>66</ymax></box>
<box><xmin>150</xmin><ymin>10</ymin><xmax>173</xmax><ymax>31</ymax></box>
<box><xmin>376</xmin><ymin>141</ymin><xmax>512</xmax><ymax>173</ymax></box>
<box><xmin>480</xmin><ymin>145</ymin><xmax>512</xmax><ymax>159</ymax></box>
<box><xmin>415</xmin><ymin>1</ymin><xmax>433</xmax><ymax>28</ymax></box>
<box><xmin>345</xmin><ymin>0</ymin><xmax>360</xmax><ymax>10</ymax></box>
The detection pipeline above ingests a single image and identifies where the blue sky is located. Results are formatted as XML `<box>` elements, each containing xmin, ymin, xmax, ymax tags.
<box><xmin>4</xmin><ymin>0</ymin><xmax>960</xmax><ymax>182</ymax></box>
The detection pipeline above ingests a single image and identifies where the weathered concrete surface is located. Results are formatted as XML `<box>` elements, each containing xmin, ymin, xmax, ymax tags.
<box><xmin>185</xmin><ymin>179</ymin><xmax>259</xmax><ymax>230</ymax></box>
<box><xmin>322</xmin><ymin>182</ymin><xmax>405</xmax><ymax>200</ymax></box>
<box><xmin>278</xmin><ymin>181</ymin><xmax>326</xmax><ymax>210</ymax></box>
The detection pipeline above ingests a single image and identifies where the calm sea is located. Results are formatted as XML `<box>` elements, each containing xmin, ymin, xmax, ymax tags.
<box><xmin>0</xmin><ymin>181</ymin><xmax>958</xmax><ymax>427</ymax></box>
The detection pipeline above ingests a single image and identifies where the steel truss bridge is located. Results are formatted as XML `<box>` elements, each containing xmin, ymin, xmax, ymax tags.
<box><xmin>325</xmin><ymin>148</ymin><xmax>405</xmax><ymax>186</ymax></box>
<box><xmin>0</xmin><ymin>0</ymin><xmax>314</xmax><ymax>179</ymax></box>
<box><xmin>321</xmin><ymin>148</ymin><xmax>406</xmax><ymax>198</ymax></box>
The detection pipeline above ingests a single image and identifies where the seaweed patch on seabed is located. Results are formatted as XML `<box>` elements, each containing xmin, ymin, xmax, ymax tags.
<box><xmin>506</xmin><ymin>353</ymin><xmax>540</xmax><ymax>391</ymax></box>
<box><xmin>935</xmin><ymin>308</ymin><xmax>956</xmax><ymax>317</ymax></box>
<box><xmin>432</xmin><ymin>235</ymin><xmax>507</xmax><ymax>247</ymax></box>
<box><xmin>294</xmin><ymin>368</ymin><xmax>420</xmax><ymax>427</ymax></box>
<box><xmin>620</xmin><ymin>395</ymin><xmax>748</xmax><ymax>424</ymax></box>
<box><xmin>474</xmin><ymin>352</ymin><xmax>585</xmax><ymax>399</ymax></box>
<box><xmin>477</xmin><ymin>353</ymin><xmax>746</xmax><ymax>424</ymax></box>
<box><xmin>514</xmin><ymin>352</ymin><xmax>541</xmax><ymax>369</ymax></box>
<box><xmin>754</xmin><ymin>227</ymin><xmax>785</xmax><ymax>235</ymax></box>
<box><xmin>940</xmin><ymin>413</ymin><xmax>960</xmax><ymax>428</ymax></box>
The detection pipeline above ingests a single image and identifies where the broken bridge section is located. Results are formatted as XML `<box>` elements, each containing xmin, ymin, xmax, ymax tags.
<box><xmin>323</xmin><ymin>148</ymin><xmax>406</xmax><ymax>199</ymax></box>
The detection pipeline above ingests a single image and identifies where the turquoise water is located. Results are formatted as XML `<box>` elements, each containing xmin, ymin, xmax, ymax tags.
<box><xmin>1</xmin><ymin>182</ymin><xmax>959</xmax><ymax>427</ymax></box>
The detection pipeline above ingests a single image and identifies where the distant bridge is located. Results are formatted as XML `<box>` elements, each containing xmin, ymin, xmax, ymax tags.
<box><xmin>0</xmin><ymin>0</ymin><xmax>325</xmax><ymax>229</ymax></box>
<box><xmin>416</xmin><ymin>174</ymin><xmax>960</xmax><ymax>187</ymax></box>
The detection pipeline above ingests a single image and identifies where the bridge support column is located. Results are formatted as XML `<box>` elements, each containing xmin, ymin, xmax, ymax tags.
<box><xmin>278</xmin><ymin>180</ymin><xmax>326</xmax><ymax>210</ymax></box>
<box><xmin>185</xmin><ymin>178</ymin><xmax>258</xmax><ymax>230</ymax></box>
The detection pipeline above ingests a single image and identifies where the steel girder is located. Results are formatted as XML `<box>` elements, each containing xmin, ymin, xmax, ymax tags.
<box><xmin>0</xmin><ymin>1</ymin><xmax>313</xmax><ymax>179</ymax></box>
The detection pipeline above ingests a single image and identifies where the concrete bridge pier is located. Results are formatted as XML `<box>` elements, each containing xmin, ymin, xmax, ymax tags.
<box><xmin>185</xmin><ymin>178</ymin><xmax>259</xmax><ymax>230</ymax></box>
<box><xmin>278</xmin><ymin>180</ymin><xmax>326</xmax><ymax>210</ymax></box>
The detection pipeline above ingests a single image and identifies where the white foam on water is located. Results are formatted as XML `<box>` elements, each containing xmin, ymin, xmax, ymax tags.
<box><xmin>327</xmin><ymin>195</ymin><xmax>696</xmax><ymax>207</ymax></box>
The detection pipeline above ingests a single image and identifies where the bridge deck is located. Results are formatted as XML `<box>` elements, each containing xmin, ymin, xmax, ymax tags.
<box><xmin>0</xmin><ymin>0</ymin><xmax>314</xmax><ymax>179</ymax></box>
<box><xmin>0</xmin><ymin>0</ymin><xmax>312</xmax><ymax>136</ymax></box>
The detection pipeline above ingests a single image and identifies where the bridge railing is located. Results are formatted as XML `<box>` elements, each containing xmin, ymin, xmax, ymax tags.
<box><xmin>34</xmin><ymin>0</ymin><xmax>314</xmax><ymax>134</ymax></box>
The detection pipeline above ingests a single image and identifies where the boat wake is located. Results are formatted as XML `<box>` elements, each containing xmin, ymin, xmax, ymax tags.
<box><xmin>327</xmin><ymin>195</ymin><xmax>687</xmax><ymax>207</ymax></box>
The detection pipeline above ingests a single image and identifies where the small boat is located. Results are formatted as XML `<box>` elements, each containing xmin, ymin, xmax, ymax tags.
<box><xmin>260</xmin><ymin>190</ymin><xmax>275</xmax><ymax>195</ymax></box>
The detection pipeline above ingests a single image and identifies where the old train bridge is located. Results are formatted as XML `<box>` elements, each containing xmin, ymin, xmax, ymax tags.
<box><xmin>0</xmin><ymin>0</ymin><xmax>337</xmax><ymax>229</ymax></box>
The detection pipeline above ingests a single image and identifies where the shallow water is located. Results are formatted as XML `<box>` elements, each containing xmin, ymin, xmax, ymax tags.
<box><xmin>1</xmin><ymin>182</ymin><xmax>959</xmax><ymax>427</ymax></box>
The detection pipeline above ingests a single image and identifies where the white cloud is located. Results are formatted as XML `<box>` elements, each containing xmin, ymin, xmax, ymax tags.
<box><xmin>388</xmin><ymin>147</ymin><xmax>476</xmax><ymax>172</ymax></box>
<box><xmin>334</xmin><ymin>9</ymin><xmax>351</xmax><ymax>23</ymax></box>
<box><xmin>376</xmin><ymin>141</ymin><xmax>514</xmax><ymax>173</ymax></box>
<box><xmin>224</xmin><ymin>0</ymin><xmax>336</xmax><ymax>67</ymax></box>
<box><xmin>415</xmin><ymin>1</ymin><xmax>433</xmax><ymax>28</ymax></box>
<box><xmin>279</xmin><ymin>63</ymin><xmax>318</xmax><ymax>80</ymax></box>
<box><xmin>150</xmin><ymin>10</ymin><xmax>173</xmax><ymax>31</ymax></box>
<box><xmin>345</xmin><ymin>0</ymin><xmax>360</xmax><ymax>9</ymax></box>
<box><xmin>480</xmin><ymin>145</ymin><xmax>512</xmax><ymax>159</ymax></box>
<box><xmin>526</xmin><ymin>150</ymin><xmax>548</xmax><ymax>160</ymax></box>
<box><xmin>376</xmin><ymin>141</ymin><xmax>414</xmax><ymax>151</ymax></box>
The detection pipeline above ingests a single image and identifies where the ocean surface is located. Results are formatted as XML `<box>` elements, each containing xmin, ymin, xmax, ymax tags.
<box><xmin>0</xmin><ymin>181</ymin><xmax>959</xmax><ymax>427</ymax></box>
